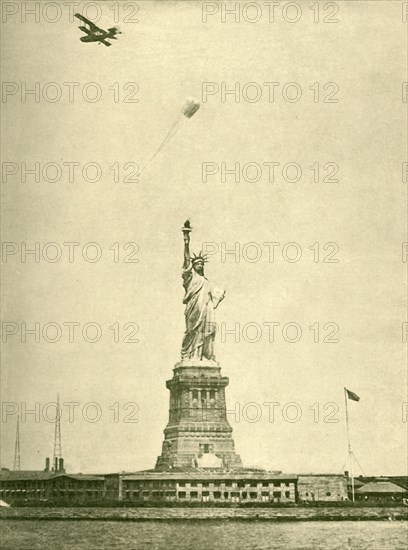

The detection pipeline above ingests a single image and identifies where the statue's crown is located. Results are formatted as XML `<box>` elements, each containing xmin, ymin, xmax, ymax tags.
<box><xmin>192</xmin><ymin>251</ymin><xmax>209</xmax><ymax>264</ymax></box>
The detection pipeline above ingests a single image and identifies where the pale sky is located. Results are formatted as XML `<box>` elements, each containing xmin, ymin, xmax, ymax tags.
<box><xmin>1</xmin><ymin>1</ymin><xmax>406</xmax><ymax>476</ymax></box>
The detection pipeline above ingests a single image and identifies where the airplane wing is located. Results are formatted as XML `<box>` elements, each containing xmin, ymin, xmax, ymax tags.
<box><xmin>78</xmin><ymin>25</ymin><xmax>92</xmax><ymax>35</ymax></box>
<box><xmin>98</xmin><ymin>39</ymin><xmax>112</xmax><ymax>47</ymax></box>
<box><xmin>75</xmin><ymin>13</ymin><xmax>100</xmax><ymax>31</ymax></box>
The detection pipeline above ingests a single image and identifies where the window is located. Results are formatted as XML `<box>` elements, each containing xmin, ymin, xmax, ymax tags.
<box><xmin>261</xmin><ymin>492</ymin><xmax>269</xmax><ymax>497</ymax></box>
<box><xmin>203</xmin><ymin>444</ymin><xmax>210</xmax><ymax>454</ymax></box>
<box><xmin>190</xmin><ymin>491</ymin><xmax>198</xmax><ymax>498</ymax></box>
<box><xmin>242</xmin><ymin>492</ymin><xmax>247</xmax><ymax>499</ymax></box>
<box><xmin>178</xmin><ymin>492</ymin><xmax>186</xmax><ymax>498</ymax></box>
<box><xmin>224</xmin><ymin>492</ymin><xmax>229</xmax><ymax>498</ymax></box>
<box><xmin>262</xmin><ymin>482</ymin><xmax>269</xmax><ymax>487</ymax></box>
<box><xmin>250</xmin><ymin>482</ymin><xmax>257</xmax><ymax>487</ymax></box>
<box><xmin>202</xmin><ymin>491</ymin><xmax>210</xmax><ymax>497</ymax></box>
<box><xmin>214</xmin><ymin>491</ymin><xmax>221</xmax><ymax>499</ymax></box>
<box><xmin>285</xmin><ymin>491</ymin><xmax>290</xmax><ymax>498</ymax></box>
<box><xmin>192</xmin><ymin>390</ymin><xmax>198</xmax><ymax>400</ymax></box>
<box><xmin>190</xmin><ymin>482</ymin><xmax>197</xmax><ymax>487</ymax></box>
<box><xmin>178</xmin><ymin>482</ymin><xmax>185</xmax><ymax>487</ymax></box>
<box><xmin>326</xmin><ymin>492</ymin><xmax>331</xmax><ymax>497</ymax></box>
<box><xmin>305</xmin><ymin>492</ymin><xmax>309</xmax><ymax>497</ymax></box>
<box><xmin>209</xmin><ymin>390</ymin><xmax>215</xmax><ymax>400</ymax></box>
<box><xmin>273</xmin><ymin>492</ymin><xmax>281</xmax><ymax>498</ymax></box>
<box><xmin>202</xmin><ymin>482</ymin><xmax>209</xmax><ymax>488</ymax></box>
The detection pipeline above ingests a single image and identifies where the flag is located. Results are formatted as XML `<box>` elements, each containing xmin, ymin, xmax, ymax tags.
<box><xmin>345</xmin><ymin>388</ymin><xmax>360</xmax><ymax>402</ymax></box>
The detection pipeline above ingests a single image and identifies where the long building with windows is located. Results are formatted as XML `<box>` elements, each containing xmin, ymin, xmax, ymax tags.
<box><xmin>0</xmin><ymin>469</ymin><xmax>106</xmax><ymax>504</ymax></box>
<box><xmin>119</xmin><ymin>471</ymin><xmax>298</xmax><ymax>503</ymax></box>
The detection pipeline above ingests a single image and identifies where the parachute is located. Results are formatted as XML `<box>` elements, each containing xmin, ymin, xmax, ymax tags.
<box><xmin>182</xmin><ymin>98</ymin><xmax>200</xmax><ymax>118</ymax></box>
<box><xmin>137</xmin><ymin>99</ymin><xmax>200</xmax><ymax>177</ymax></box>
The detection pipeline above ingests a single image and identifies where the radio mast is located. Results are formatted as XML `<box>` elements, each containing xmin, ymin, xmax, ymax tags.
<box><xmin>52</xmin><ymin>394</ymin><xmax>62</xmax><ymax>469</ymax></box>
<box><xmin>13</xmin><ymin>416</ymin><xmax>20</xmax><ymax>471</ymax></box>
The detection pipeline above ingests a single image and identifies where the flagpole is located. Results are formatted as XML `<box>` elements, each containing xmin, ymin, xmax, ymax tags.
<box><xmin>344</xmin><ymin>387</ymin><xmax>355</xmax><ymax>502</ymax></box>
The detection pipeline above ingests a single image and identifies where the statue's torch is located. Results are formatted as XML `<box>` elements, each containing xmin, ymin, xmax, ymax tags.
<box><xmin>182</xmin><ymin>219</ymin><xmax>192</xmax><ymax>242</ymax></box>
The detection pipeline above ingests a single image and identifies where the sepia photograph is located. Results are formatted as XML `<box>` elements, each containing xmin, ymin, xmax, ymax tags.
<box><xmin>1</xmin><ymin>1</ymin><xmax>407</xmax><ymax>548</ymax></box>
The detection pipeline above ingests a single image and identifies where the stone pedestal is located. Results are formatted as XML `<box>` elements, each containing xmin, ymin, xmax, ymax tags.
<box><xmin>155</xmin><ymin>359</ymin><xmax>242</xmax><ymax>471</ymax></box>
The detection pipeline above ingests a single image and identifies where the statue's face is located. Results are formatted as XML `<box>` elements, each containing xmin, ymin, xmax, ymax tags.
<box><xmin>193</xmin><ymin>261</ymin><xmax>204</xmax><ymax>275</ymax></box>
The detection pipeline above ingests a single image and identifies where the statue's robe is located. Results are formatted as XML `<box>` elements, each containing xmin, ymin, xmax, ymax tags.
<box><xmin>181</xmin><ymin>263</ymin><xmax>216</xmax><ymax>360</ymax></box>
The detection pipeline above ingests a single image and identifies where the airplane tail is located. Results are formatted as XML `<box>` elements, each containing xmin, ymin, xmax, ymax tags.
<box><xmin>107</xmin><ymin>27</ymin><xmax>121</xmax><ymax>37</ymax></box>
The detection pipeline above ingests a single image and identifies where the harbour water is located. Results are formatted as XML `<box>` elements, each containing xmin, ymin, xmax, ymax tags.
<box><xmin>1</xmin><ymin>519</ymin><xmax>407</xmax><ymax>549</ymax></box>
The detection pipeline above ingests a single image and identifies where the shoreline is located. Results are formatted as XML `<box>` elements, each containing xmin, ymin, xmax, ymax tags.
<box><xmin>1</xmin><ymin>506</ymin><xmax>407</xmax><ymax>522</ymax></box>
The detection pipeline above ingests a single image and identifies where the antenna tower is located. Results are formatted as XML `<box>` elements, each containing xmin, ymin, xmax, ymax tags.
<box><xmin>13</xmin><ymin>415</ymin><xmax>20</xmax><ymax>471</ymax></box>
<box><xmin>52</xmin><ymin>394</ymin><xmax>62</xmax><ymax>466</ymax></box>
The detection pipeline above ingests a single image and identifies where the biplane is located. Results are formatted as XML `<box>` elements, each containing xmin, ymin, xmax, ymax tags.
<box><xmin>75</xmin><ymin>13</ymin><xmax>121</xmax><ymax>47</ymax></box>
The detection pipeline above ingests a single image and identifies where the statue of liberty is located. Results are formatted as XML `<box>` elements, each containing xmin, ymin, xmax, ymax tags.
<box><xmin>181</xmin><ymin>221</ymin><xmax>225</xmax><ymax>361</ymax></box>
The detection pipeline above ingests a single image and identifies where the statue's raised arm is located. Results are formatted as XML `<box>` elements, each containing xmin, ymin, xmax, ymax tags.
<box><xmin>182</xmin><ymin>220</ymin><xmax>191</xmax><ymax>269</ymax></box>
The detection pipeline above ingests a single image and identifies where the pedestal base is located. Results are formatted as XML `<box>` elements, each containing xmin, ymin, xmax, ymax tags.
<box><xmin>155</xmin><ymin>359</ymin><xmax>242</xmax><ymax>471</ymax></box>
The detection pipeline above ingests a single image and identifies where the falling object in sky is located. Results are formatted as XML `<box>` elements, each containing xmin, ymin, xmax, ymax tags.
<box><xmin>182</xmin><ymin>99</ymin><xmax>200</xmax><ymax>118</ymax></box>
<box><xmin>137</xmin><ymin>99</ymin><xmax>200</xmax><ymax>177</ymax></box>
